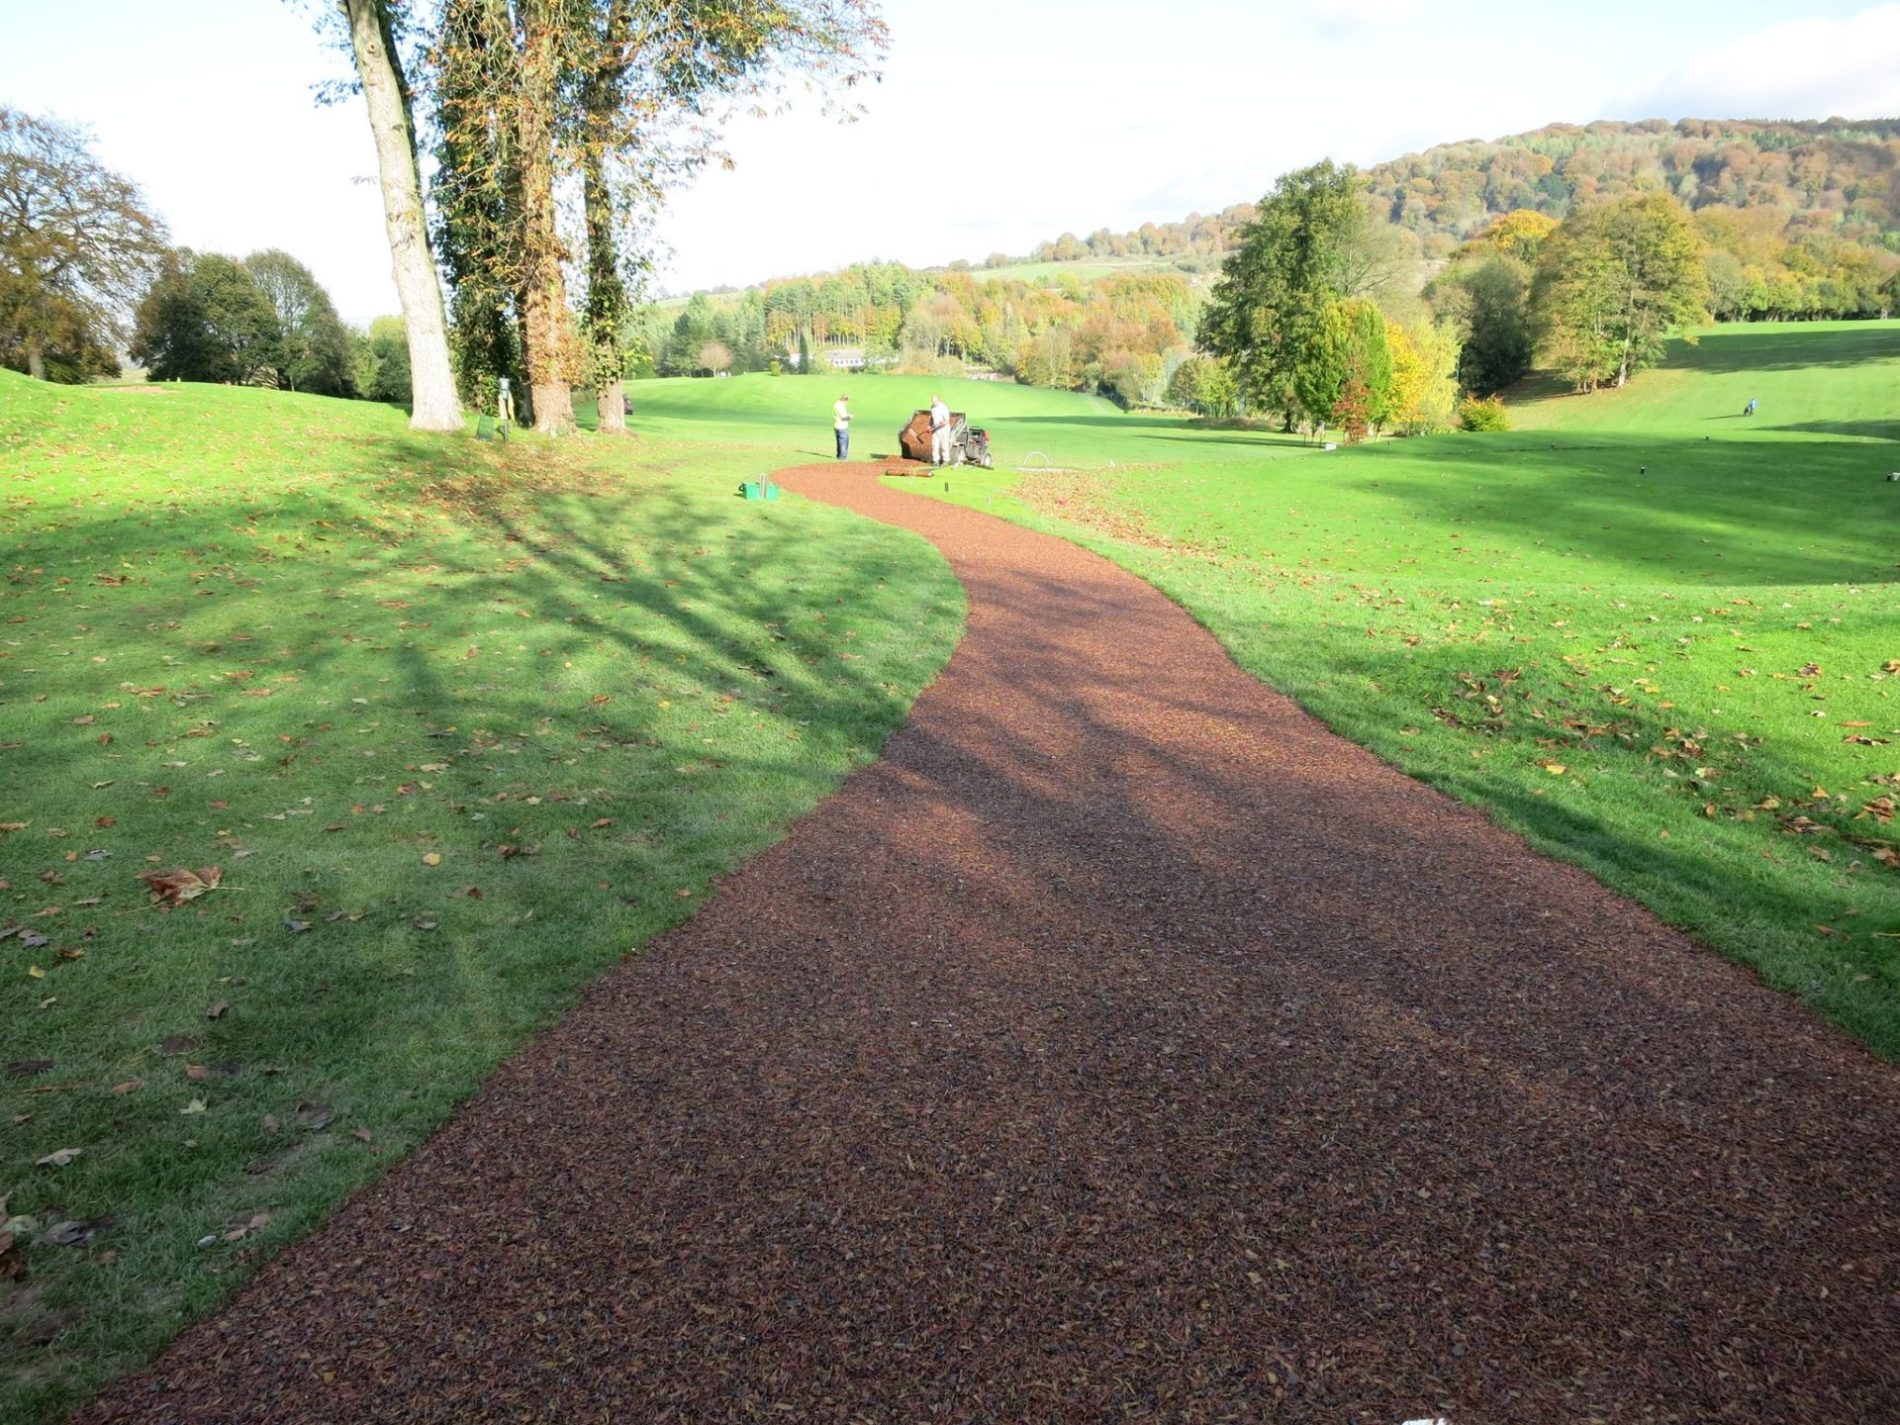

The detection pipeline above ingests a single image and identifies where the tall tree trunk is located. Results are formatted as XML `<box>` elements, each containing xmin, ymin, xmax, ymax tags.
<box><xmin>25</xmin><ymin>341</ymin><xmax>46</xmax><ymax>382</ymax></box>
<box><xmin>342</xmin><ymin>0</ymin><xmax>462</xmax><ymax>432</ymax></box>
<box><xmin>582</xmin><ymin>146</ymin><xmax>626</xmax><ymax>435</ymax></box>
<box><xmin>582</xmin><ymin>0</ymin><xmax>635</xmax><ymax>436</ymax></box>
<box><xmin>516</xmin><ymin>0</ymin><xmax>576</xmax><ymax>434</ymax></box>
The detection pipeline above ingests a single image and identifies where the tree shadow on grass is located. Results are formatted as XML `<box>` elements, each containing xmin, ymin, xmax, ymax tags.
<box><xmin>0</xmin><ymin>446</ymin><xmax>962</xmax><ymax>1422</ymax></box>
<box><xmin>1674</xmin><ymin>323</ymin><xmax>1900</xmax><ymax>375</ymax></box>
<box><xmin>1354</xmin><ymin>432</ymin><xmax>1900</xmax><ymax>586</ymax></box>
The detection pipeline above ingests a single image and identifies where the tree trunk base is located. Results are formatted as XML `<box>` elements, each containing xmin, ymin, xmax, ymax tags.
<box><xmin>533</xmin><ymin>382</ymin><xmax>576</xmax><ymax>435</ymax></box>
<box><xmin>597</xmin><ymin>377</ymin><xmax>627</xmax><ymax>435</ymax></box>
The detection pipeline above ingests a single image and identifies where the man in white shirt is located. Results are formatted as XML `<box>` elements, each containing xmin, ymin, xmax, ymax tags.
<box><xmin>929</xmin><ymin>394</ymin><xmax>952</xmax><ymax>465</ymax></box>
<box><xmin>833</xmin><ymin>393</ymin><xmax>852</xmax><ymax>460</ymax></box>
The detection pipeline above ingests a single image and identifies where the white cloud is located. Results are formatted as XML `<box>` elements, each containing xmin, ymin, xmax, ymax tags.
<box><xmin>1619</xmin><ymin>3</ymin><xmax>1900</xmax><ymax>120</ymax></box>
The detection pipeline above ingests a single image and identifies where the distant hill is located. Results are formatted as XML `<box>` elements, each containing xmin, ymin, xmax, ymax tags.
<box><xmin>1013</xmin><ymin>118</ymin><xmax>1900</xmax><ymax>267</ymax></box>
<box><xmin>1368</xmin><ymin>117</ymin><xmax>1900</xmax><ymax>245</ymax></box>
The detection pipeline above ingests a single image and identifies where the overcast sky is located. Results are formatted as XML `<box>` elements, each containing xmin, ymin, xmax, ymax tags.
<box><xmin>6</xmin><ymin>0</ymin><xmax>1898</xmax><ymax>325</ymax></box>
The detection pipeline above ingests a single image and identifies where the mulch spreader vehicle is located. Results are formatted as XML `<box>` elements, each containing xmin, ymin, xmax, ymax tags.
<box><xmin>897</xmin><ymin>409</ymin><xmax>994</xmax><ymax>468</ymax></box>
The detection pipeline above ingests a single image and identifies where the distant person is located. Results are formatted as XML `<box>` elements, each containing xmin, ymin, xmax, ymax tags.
<box><xmin>833</xmin><ymin>393</ymin><xmax>852</xmax><ymax>460</ymax></box>
<box><xmin>929</xmin><ymin>393</ymin><xmax>952</xmax><ymax>465</ymax></box>
<box><xmin>1744</xmin><ymin>398</ymin><xmax>1757</xmax><ymax>416</ymax></box>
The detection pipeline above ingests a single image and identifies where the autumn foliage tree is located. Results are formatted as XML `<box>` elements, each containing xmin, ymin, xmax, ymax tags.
<box><xmin>1200</xmin><ymin>161</ymin><xmax>1398</xmax><ymax>429</ymax></box>
<box><xmin>1534</xmin><ymin>193</ymin><xmax>1708</xmax><ymax>391</ymax></box>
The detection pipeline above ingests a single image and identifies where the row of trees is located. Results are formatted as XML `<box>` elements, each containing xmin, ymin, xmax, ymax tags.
<box><xmin>1197</xmin><ymin>157</ymin><xmax>1888</xmax><ymax>426</ymax></box>
<box><xmin>1429</xmin><ymin>195</ymin><xmax>1898</xmax><ymax>395</ymax></box>
<box><xmin>1008</xmin><ymin>119</ymin><xmax>1900</xmax><ymax>328</ymax></box>
<box><xmin>1</xmin><ymin>100</ymin><xmax>415</xmax><ymax>405</ymax></box>
<box><xmin>315</xmin><ymin>0</ymin><xmax>886</xmax><ymax>435</ymax></box>
<box><xmin>126</xmin><ymin>248</ymin><xmax>405</xmax><ymax>396</ymax></box>
<box><xmin>641</xmin><ymin>263</ymin><xmax>1199</xmax><ymax>407</ymax></box>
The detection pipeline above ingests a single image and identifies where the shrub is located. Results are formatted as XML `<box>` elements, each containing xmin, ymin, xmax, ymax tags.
<box><xmin>1458</xmin><ymin>394</ymin><xmax>1510</xmax><ymax>432</ymax></box>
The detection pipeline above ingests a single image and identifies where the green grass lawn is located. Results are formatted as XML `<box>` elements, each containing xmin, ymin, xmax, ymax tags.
<box><xmin>0</xmin><ymin>374</ymin><xmax>963</xmax><ymax>1422</ymax></box>
<box><xmin>883</xmin><ymin>321</ymin><xmax>1900</xmax><ymax>1055</ymax></box>
<box><xmin>7</xmin><ymin>318</ymin><xmax>1897</xmax><ymax>1419</ymax></box>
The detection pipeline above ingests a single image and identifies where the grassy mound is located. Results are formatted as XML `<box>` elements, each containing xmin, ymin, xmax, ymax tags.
<box><xmin>0</xmin><ymin>374</ymin><xmax>962</xmax><ymax>1422</ymax></box>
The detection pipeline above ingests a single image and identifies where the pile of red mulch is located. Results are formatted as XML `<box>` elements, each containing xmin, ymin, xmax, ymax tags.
<box><xmin>82</xmin><ymin>463</ymin><xmax>1900</xmax><ymax>1424</ymax></box>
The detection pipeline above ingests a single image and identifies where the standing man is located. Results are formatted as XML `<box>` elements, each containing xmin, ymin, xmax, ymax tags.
<box><xmin>833</xmin><ymin>392</ymin><xmax>852</xmax><ymax>460</ymax></box>
<box><xmin>929</xmin><ymin>393</ymin><xmax>952</xmax><ymax>466</ymax></box>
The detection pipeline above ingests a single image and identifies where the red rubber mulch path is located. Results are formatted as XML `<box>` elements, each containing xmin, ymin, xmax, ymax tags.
<box><xmin>83</xmin><ymin>463</ymin><xmax>1900</xmax><ymax>1424</ymax></box>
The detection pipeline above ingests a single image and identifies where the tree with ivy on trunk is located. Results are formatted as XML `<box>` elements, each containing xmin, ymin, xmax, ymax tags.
<box><xmin>429</xmin><ymin>0</ymin><xmax>887</xmax><ymax>435</ymax></box>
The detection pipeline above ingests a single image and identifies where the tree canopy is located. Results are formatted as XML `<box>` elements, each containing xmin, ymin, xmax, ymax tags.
<box><xmin>0</xmin><ymin>106</ymin><xmax>168</xmax><ymax>382</ymax></box>
<box><xmin>1533</xmin><ymin>194</ymin><xmax>1709</xmax><ymax>391</ymax></box>
<box><xmin>1198</xmin><ymin>160</ymin><xmax>1387</xmax><ymax>427</ymax></box>
<box><xmin>245</xmin><ymin>249</ymin><xmax>355</xmax><ymax>395</ymax></box>
<box><xmin>131</xmin><ymin>250</ymin><xmax>285</xmax><ymax>385</ymax></box>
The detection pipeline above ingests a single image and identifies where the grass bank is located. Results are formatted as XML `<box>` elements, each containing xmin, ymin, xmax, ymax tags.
<box><xmin>0</xmin><ymin>373</ymin><xmax>963</xmax><ymax>1422</ymax></box>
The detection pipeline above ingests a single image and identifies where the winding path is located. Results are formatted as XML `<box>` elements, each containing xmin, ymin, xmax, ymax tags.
<box><xmin>86</xmin><ymin>463</ymin><xmax>1900</xmax><ymax>1424</ymax></box>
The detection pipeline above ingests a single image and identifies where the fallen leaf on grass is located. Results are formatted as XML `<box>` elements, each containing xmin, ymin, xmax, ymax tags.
<box><xmin>139</xmin><ymin>865</ymin><xmax>223</xmax><ymax>907</ymax></box>
<box><xmin>351</xmin><ymin>1127</ymin><xmax>373</xmax><ymax>1143</ymax></box>
<box><xmin>112</xmin><ymin>1080</ymin><xmax>142</xmax><ymax>1095</ymax></box>
<box><xmin>36</xmin><ymin>1148</ymin><xmax>82</xmax><ymax>1168</ymax></box>
<box><xmin>220</xmin><ymin>1212</ymin><xmax>272</xmax><ymax>1243</ymax></box>
<box><xmin>422</xmin><ymin>852</ymin><xmax>442</xmax><ymax>866</ymax></box>
<box><xmin>283</xmin><ymin>917</ymin><xmax>312</xmax><ymax>934</ymax></box>
<box><xmin>180</xmin><ymin>1098</ymin><xmax>207</xmax><ymax>1115</ymax></box>
<box><xmin>157</xmin><ymin>1035</ymin><xmax>200</xmax><ymax>1057</ymax></box>
<box><xmin>205</xmin><ymin>1001</ymin><xmax>228</xmax><ymax>1020</ymax></box>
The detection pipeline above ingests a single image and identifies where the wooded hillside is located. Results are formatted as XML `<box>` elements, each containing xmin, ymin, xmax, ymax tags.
<box><xmin>1019</xmin><ymin>119</ymin><xmax>1900</xmax><ymax>266</ymax></box>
